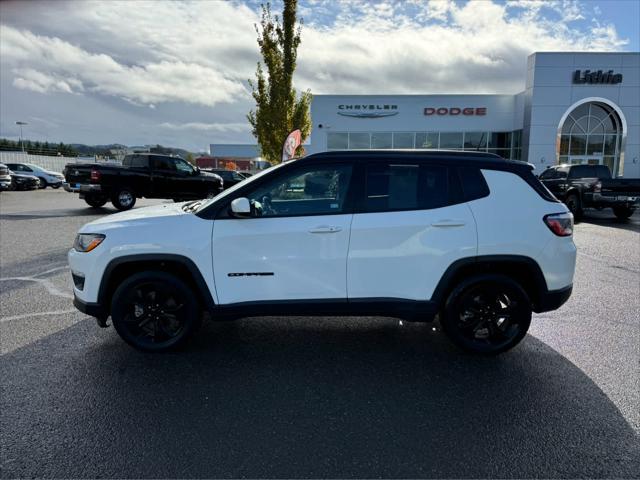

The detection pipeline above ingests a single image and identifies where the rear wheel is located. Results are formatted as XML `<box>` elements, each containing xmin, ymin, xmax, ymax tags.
<box><xmin>440</xmin><ymin>274</ymin><xmax>532</xmax><ymax>355</ymax></box>
<box><xmin>111</xmin><ymin>188</ymin><xmax>136</xmax><ymax>211</ymax></box>
<box><xmin>111</xmin><ymin>271</ymin><xmax>201</xmax><ymax>352</ymax></box>
<box><xmin>37</xmin><ymin>177</ymin><xmax>47</xmax><ymax>189</ymax></box>
<box><xmin>564</xmin><ymin>193</ymin><xmax>582</xmax><ymax>221</ymax></box>
<box><xmin>613</xmin><ymin>206</ymin><xmax>634</xmax><ymax>220</ymax></box>
<box><xmin>84</xmin><ymin>195</ymin><xmax>108</xmax><ymax>208</ymax></box>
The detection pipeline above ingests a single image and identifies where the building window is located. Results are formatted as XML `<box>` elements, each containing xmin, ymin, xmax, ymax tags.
<box><xmin>349</xmin><ymin>132</ymin><xmax>370</xmax><ymax>149</ymax></box>
<box><xmin>439</xmin><ymin>132</ymin><xmax>463</xmax><ymax>149</ymax></box>
<box><xmin>327</xmin><ymin>132</ymin><xmax>348</xmax><ymax>150</ymax></box>
<box><xmin>393</xmin><ymin>132</ymin><xmax>415</xmax><ymax>149</ymax></box>
<box><xmin>416</xmin><ymin>132</ymin><xmax>438</xmax><ymax>149</ymax></box>
<box><xmin>371</xmin><ymin>132</ymin><xmax>392</xmax><ymax>149</ymax></box>
<box><xmin>557</xmin><ymin>102</ymin><xmax>623</xmax><ymax>175</ymax></box>
<box><xmin>463</xmin><ymin>132</ymin><xmax>488</xmax><ymax>150</ymax></box>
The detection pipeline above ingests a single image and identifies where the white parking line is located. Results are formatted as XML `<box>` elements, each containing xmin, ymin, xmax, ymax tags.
<box><xmin>0</xmin><ymin>309</ymin><xmax>79</xmax><ymax>323</ymax></box>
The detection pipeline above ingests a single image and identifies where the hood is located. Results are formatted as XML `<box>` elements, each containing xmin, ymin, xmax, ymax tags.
<box><xmin>200</xmin><ymin>170</ymin><xmax>222</xmax><ymax>180</ymax></box>
<box><xmin>84</xmin><ymin>201</ymin><xmax>190</xmax><ymax>228</ymax></box>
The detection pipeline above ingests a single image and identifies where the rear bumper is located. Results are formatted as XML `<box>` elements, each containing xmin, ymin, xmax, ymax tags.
<box><xmin>589</xmin><ymin>193</ymin><xmax>639</xmax><ymax>208</ymax></box>
<box><xmin>535</xmin><ymin>285</ymin><xmax>573</xmax><ymax>313</ymax></box>
<box><xmin>63</xmin><ymin>182</ymin><xmax>79</xmax><ymax>192</ymax></box>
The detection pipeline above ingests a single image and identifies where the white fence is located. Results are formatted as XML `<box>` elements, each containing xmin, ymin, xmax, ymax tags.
<box><xmin>0</xmin><ymin>151</ymin><xmax>100</xmax><ymax>173</ymax></box>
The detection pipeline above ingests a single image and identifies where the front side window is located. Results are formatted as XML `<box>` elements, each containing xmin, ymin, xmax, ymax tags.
<box><xmin>539</xmin><ymin>168</ymin><xmax>557</xmax><ymax>180</ymax></box>
<box><xmin>175</xmin><ymin>159</ymin><xmax>194</xmax><ymax>174</ymax></box>
<box><xmin>246</xmin><ymin>164</ymin><xmax>353</xmax><ymax>217</ymax></box>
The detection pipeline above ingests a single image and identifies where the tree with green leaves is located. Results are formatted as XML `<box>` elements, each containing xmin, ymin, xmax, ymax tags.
<box><xmin>247</xmin><ymin>0</ymin><xmax>312</xmax><ymax>164</ymax></box>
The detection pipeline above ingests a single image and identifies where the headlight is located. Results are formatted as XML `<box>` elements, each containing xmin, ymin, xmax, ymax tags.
<box><xmin>73</xmin><ymin>233</ymin><xmax>105</xmax><ymax>252</ymax></box>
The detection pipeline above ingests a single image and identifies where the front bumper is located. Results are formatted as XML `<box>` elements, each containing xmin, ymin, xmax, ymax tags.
<box><xmin>73</xmin><ymin>295</ymin><xmax>107</xmax><ymax>319</ymax></box>
<box><xmin>0</xmin><ymin>179</ymin><xmax>11</xmax><ymax>190</ymax></box>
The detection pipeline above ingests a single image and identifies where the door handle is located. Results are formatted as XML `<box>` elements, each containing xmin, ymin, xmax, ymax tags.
<box><xmin>309</xmin><ymin>226</ymin><xmax>342</xmax><ymax>234</ymax></box>
<box><xmin>431</xmin><ymin>219</ymin><xmax>466</xmax><ymax>227</ymax></box>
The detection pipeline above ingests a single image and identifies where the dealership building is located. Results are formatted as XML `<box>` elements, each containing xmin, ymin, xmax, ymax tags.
<box><xmin>212</xmin><ymin>52</ymin><xmax>640</xmax><ymax>177</ymax></box>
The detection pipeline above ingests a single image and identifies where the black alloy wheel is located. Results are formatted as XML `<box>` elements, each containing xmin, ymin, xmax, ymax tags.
<box><xmin>111</xmin><ymin>271</ymin><xmax>200</xmax><ymax>352</ymax></box>
<box><xmin>440</xmin><ymin>275</ymin><xmax>532</xmax><ymax>355</ymax></box>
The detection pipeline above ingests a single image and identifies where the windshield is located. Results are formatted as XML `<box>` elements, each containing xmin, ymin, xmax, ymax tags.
<box><xmin>195</xmin><ymin>162</ymin><xmax>289</xmax><ymax>213</ymax></box>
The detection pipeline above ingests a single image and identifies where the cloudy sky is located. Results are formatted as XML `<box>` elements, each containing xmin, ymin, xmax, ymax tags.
<box><xmin>0</xmin><ymin>0</ymin><xmax>638</xmax><ymax>152</ymax></box>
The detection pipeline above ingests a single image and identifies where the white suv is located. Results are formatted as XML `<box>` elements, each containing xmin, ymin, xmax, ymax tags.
<box><xmin>69</xmin><ymin>151</ymin><xmax>576</xmax><ymax>354</ymax></box>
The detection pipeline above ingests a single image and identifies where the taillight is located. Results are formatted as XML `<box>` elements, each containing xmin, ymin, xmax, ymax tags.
<box><xmin>544</xmin><ymin>212</ymin><xmax>573</xmax><ymax>237</ymax></box>
<box><xmin>594</xmin><ymin>181</ymin><xmax>601</xmax><ymax>193</ymax></box>
<box><xmin>90</xmin><ymin>169</ymin><xmax>101</xmax><ymax>182</ymax></box>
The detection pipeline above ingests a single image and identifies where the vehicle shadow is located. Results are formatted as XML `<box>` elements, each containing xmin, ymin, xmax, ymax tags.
<box><xmin>578</xmin><ymin>210</ymin><xmax>640</xmax><ymax>233</ymax></box>
<box><xmin>1</xmin><ymin>317</ymin><xmax>638</xmax><ymax>479</ymax></box>
<box><xmin>0</xmin><ymin>206</ymin><xmax>135</xmax><ymax>220</ymax></box>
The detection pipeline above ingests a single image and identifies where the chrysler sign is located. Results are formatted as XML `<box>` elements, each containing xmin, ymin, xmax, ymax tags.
<box><xmin>424</xmin><ymin>107</ymin><xmax>487</xmax><ymax>116</ymax></box>
<box><xmin>338</xmin><ymin>104</ymin><xmax>398</xmax><ymax>118</ymax></box>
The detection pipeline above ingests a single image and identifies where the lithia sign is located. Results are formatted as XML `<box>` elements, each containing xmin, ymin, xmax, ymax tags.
<box><xmin>573</xmin><ymin>69</ymin><xmax>623</xmax><ymax>84</ymax></box>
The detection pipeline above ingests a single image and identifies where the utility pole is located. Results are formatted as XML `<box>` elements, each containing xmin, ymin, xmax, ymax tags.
<box><xmin>16</xmin><ymin>121</ymin><xmax>28</xmax><ymax>152</ymax></box>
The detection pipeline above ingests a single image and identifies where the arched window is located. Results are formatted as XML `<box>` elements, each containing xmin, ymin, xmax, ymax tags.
<box><xmin>558</xmin><ymin>102</ymin><xmax>623</xmax><ymax>175</ymax></box>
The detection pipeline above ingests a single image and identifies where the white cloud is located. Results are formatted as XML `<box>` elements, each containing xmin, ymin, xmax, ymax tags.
<box><xmin>157</xmin><ymin>122</ymin><xmax>250</xmax><ymax>133</ymax></box>
<box><xmin>1</xmin><ymin>25</ymin><xmax>248</xmax><ymax>106</ymax></box>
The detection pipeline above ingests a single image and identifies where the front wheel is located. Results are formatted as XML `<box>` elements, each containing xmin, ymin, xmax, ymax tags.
<box><xmin>440</xmin><ymin>274</ymin><xmax>532</xmax><ymax>355</ymax></box>
<box><xmin>111</xmin><ymin>271</ymin><xmax>201</xmax><ymax>352</ymax></box>
<box><xmin>613</xmin><ymin>206</ymin><xmax>634</xmax><ymax>220</ymax></box>
<box><xmin>51</xmin><ymin>184</ymin><xmax>61</xmax><ymax>189</ymax></box>
<box><xmin>111</xmin><ymin>188</ymin><xmax>136</xmax><ymax>211</ymax></box>
<box><xmin>38</xmin><ymin>178</ymin><xmax>47</xmax><ymax>189</ymax></box>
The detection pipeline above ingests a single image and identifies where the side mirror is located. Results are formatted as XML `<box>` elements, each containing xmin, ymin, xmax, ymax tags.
<box><xmin>230</xmin><ymin>197</ymin><xmax>251</xmax><ymax>217</ymax></box>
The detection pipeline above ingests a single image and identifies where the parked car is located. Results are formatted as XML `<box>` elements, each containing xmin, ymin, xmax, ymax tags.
<box><xmin>4</xmin><ymin>162</ymin><xmax>64</xmax><ymax>189</ymax></box>
<box><xmin>69</xmin><ymin>150</ymin><xmax>576</xmax><ymax>355</ymax></box>
<box><xmin>202</xmin><ymin>168</ymin><xmax>247</xmax><ymax>189</ymax></box>
<box><xmin>539</xmin><ymin>164</ymin><xmax>640</xmax><ymax>220</ymax></box>
<box><xmin>63</xmin><ymin>153</ymin><xmax>224</xmax><ymax>210</ymax></box>
<box><xmin>8</xmin><ymin>169</ymin><xmax>40</xmax><ymax>190</ymax></box>
<box><xmin>0</xmin><ymin>163</ymin><xmax>12</xmax><ymax>192</ymax></box>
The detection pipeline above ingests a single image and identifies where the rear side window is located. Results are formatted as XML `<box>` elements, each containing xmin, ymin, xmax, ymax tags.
<box><xmin>152</xmin><ymin>156</ymin><xmax>176</xmax><ymax>171</ymax></box>
<box><xmin>457</xmin><ymin>167</ymin><xmax>490</xmax><ymax>202</ymax></box>
<box><xmin>364</xmin><ymin>163</ymin><xmax>457</xmax><ymax>212</ymax></box>
<box><xmin>569</xmin><ymin>165</ymin><xmax>611</xmax><ymax>179</ymax></box>
<box><xmin>124</xmin><ymin>155</ymin><xmax>148</xmax><ymax>168</ymax></box>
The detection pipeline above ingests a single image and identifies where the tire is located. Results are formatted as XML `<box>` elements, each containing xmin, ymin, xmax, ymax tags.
<box><xmin>52</xmin><ymin>184</ymin><xmax>61</xmax><ymax>189</ymax></box>
<box><xmin>84</xmin><ymin>195</ymin><xmax>108</xmax><ymax>208</ymax></box>
<box><xmin>439</xmin><ymin>274</ymin><xmax>532</xmax><ymax>355</ymax></box>
<box><xmin>38</xmin><ymin>177</ymin><xmax>47</xmax><ymax>189</ymax></box>
<box><xmin>111</xmin><ymin>271</ymin><xmax>201</xmax><ymax>352</ymax></box>
<box><xmin>564</xmin><ymin>193</ymin><xmax>582</xmax><ymax>221</ymax></box>
<box><xmin>111</xmin><ymin>188</ymin><xmax>136</xmax><ymax>211</ymax></box>
<box><xmin>613</xmin><ymin>206</ymin><xmax>634</xmax><ymax>220</ymax></box>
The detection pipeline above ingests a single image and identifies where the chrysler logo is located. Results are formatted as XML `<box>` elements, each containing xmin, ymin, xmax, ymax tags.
<box><xmin>338</xmin><ymin>104</ymin><xmax>399</xmax><ymax>118</ymax></box>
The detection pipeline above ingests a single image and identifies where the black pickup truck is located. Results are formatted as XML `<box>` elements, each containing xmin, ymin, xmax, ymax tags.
<box><xmin>64</xmin><ymin>153</ymin><xmax>223</xmax><ymax>210</ymax></box>
<box><xmin>539</xmin><ymin>164</ymin><xmax>640</xmax><ymax>220</ymax></box>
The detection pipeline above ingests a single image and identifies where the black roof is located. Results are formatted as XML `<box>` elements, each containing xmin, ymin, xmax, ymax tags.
<box><xmin>302</xmin><ymin>149</ymin><xmax>532</xmax><ymax>170</ymax></box>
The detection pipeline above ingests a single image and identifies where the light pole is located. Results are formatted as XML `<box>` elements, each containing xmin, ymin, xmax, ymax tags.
<box><xmin>16</xmin><ymin>121</ymin><xmax>28</xmax><ymax>152</ymax></box>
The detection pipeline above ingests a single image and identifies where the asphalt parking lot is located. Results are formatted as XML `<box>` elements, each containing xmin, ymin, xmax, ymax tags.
<box><xmin>1</xmin><ymin>189</ymin><xmax>639</xmax><ymax>478</ymax></box>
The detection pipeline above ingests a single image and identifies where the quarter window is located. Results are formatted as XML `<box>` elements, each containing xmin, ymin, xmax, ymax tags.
<box><xmin>246</xmin><ymin>164</ymin><xmax>353</xmax><ymax>217</ymax></box>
